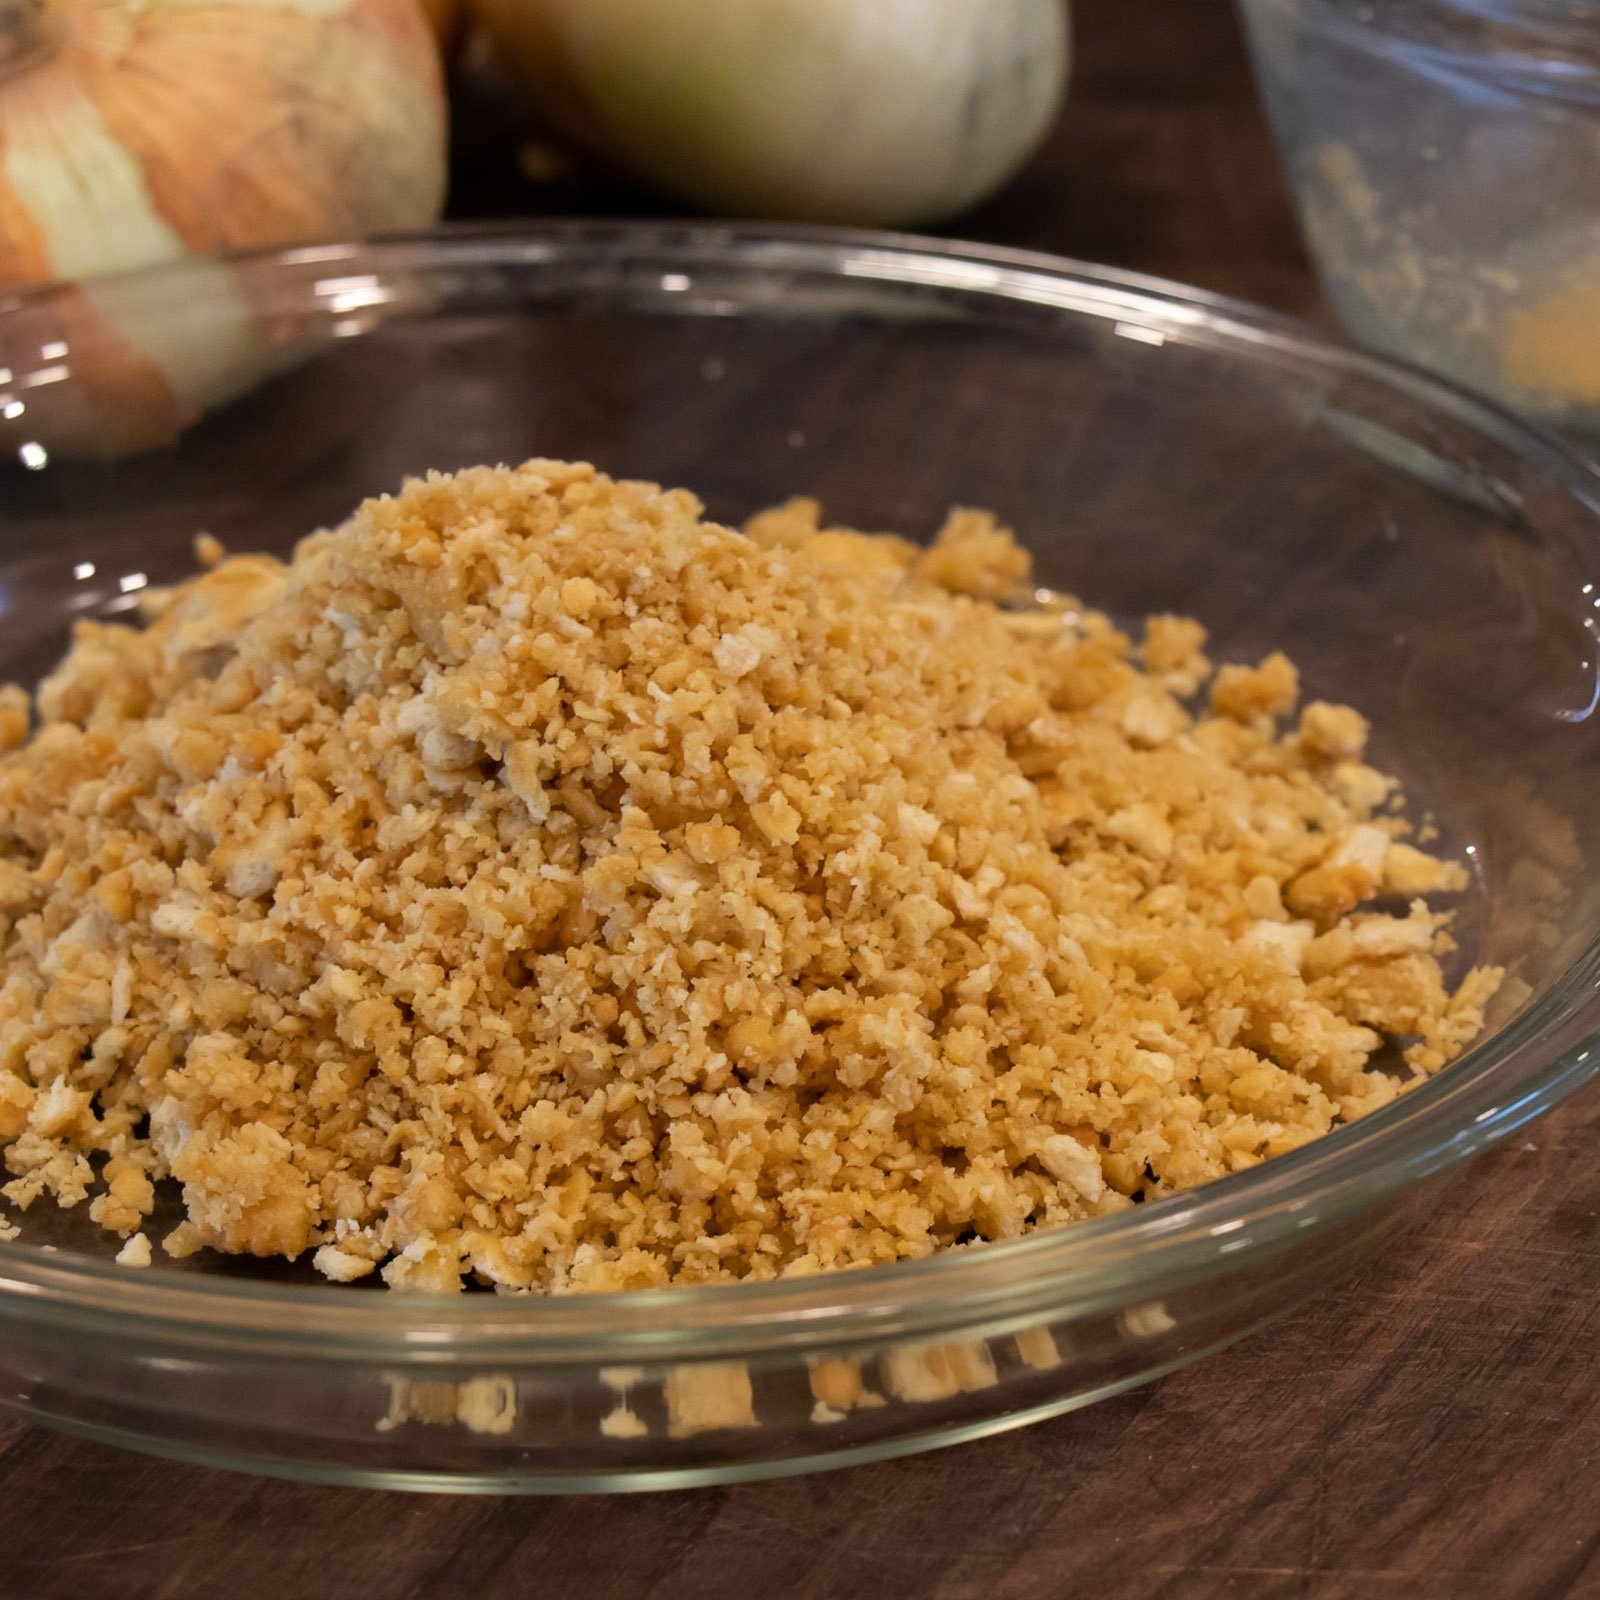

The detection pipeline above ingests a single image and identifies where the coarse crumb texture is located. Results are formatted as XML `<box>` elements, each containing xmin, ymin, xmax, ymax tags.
<box><xmin>0</xmin><ymin>461</ymin><xmax>1499</xmax><ymax>1292</ymax></box>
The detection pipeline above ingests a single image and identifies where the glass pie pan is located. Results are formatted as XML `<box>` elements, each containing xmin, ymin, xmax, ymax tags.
<box><xmin>0</xmin><ymin>223</ymin><xmax>1597</xmax><ymax>1493</ymax></box>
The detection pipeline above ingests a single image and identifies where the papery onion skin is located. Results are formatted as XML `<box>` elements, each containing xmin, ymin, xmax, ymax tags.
<box><xmin>0</xmin><ymin>0</ymin><xmax>447</xmax><ymax>285</ymax></box>
<box><xmin>0</xmin><ymin>0</ymin><xmax>447</xmax><ymax>453</ymax></box>
<box><xmin>473</xmin><ymin>0</ymin><xmax>1070</xmax><ymax>228</ymax></box>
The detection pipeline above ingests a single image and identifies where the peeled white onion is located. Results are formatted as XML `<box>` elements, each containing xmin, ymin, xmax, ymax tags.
<box><xmin>474</xmin><ymin>0</ymin><xmax>1072</xmax><ymax>227</ymax></box>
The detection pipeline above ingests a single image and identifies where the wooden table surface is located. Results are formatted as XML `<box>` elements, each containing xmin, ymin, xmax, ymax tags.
<box><xmin>5</xmin><ymin>4</ymin><xmax>1599</xmax><ymax>1597</ymax></box>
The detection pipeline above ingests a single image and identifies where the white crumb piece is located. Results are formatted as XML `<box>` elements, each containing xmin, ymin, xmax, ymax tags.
<box><xmin>897</xmin><ymin>802</ymin><xmax>941</xmax><ymax>845</ymax></box>
<box><xmin>1104</xmin><ymin>803</ymin><xmax>1174</xmax><ymax>859</ymax></box>
<box><xmin>1385</xmin><ymin>841</ymin><xmax>1468</xmax><ymax>896</ymax></box>
<box><xmin>1330</xmin><ymin>760</ymin><xmax>1393</xmax><ymax>810</ymax></box>
<box><xmin>30</xmin><ymin>1080</ymin><xmax>89</xmax><ymax>1140</ymax></box>
<box><xmin>115</xmin><ymin>1232</ymin><xmax>152</xmax><ymax>1267</ymax></box>
<box><xmin>1348</xmin><ymin>911</ymin><xmax>1436</xmax><ymax>958</ymax></box>
<box><xmin>1329</xmin><ymin>824</ymin><xmax>1392</xmax><ymax>876</ymax></box>
<box><xmin>712</xmin><ymin>627</ymin><xmax>765</xmax><ymax>678</ymax></box>
<box><xmin>1242</xmin><ymin>919</ymin><xmax>1316</xmax><ymax>971</ymax></box>
<box><xmin>1038</xmin><ymin>1133</ymin><xmax>1106</xmax><ymax>1203</ymax></box>
<box><xmin>1121</xmin><ymin>693</ymin><xmax>1182</xmax><ymax>747</ymax></box>
<box><xmin>313</xmin><ymin>1243</ymin><xmax>378</xmax><ymax>1282</ymax></box>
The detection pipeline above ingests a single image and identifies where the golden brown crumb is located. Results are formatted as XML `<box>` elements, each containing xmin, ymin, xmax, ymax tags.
<box><xmin>809</xmin><ymin>1358</ymin><xmax>867</xmax><ymax>1415</ymax></box>
<box><xmin>0</xmin><ymin>461</ymin><xmax>1497</xmax><ymax>1291</ymax></box>
<box><xmin>0</xmin><ymin>686</ymin><xmax>28</xmax><ymax>755</ymax></box>
<box><xmin>911</xmin><ymin>508</ymin><xmax>1033</xmax><ymax>600</ymax></box>
<box><xmin>1142</xmin><ymin>616</ymin><xmax>1211</xmax><ymax>700</ymax></box>
<box><xmin>1299</xmin><ymin>700</ymin><xmax>1370</xmax><ymax>760</ymax></box>
<box><xmin>1211</xmin><ymin>652</ymin><xmax>1300</xmax><ymax>721</ymax></box>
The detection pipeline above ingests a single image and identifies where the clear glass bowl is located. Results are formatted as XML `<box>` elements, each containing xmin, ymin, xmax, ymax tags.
<box><xmin>1237</xmin><ymin>0</ymin><xmax>1600</xmax><ymax>437</ymax></box>
<box><xmin>0</xmin><ymin>223</ymin><xmax>1598</xmax><ymax>1492</ymax></box>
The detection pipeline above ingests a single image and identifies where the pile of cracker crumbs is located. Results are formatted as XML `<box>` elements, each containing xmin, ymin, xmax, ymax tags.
<box><xmin>0</xmin><ymin>460</ymin><xmax>1500</xmax><ymax>1292</ymax></box>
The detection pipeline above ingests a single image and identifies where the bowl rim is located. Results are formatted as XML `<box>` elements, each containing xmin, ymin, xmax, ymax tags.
<box><xmin>1</xmin><ymin>218</ymin><xmax>1598</xmax><ymax>1362</ymax></box>
<box><xmin>1239</xmin><ymin>0</ymin><xmax>1600</xmax><ymax>68</ymax></box>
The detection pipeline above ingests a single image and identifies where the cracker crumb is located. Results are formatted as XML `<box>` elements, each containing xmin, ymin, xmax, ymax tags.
<box><xmin>809</xmin><ymin>1357</ymin><xmax>871</xmax><ymax>1415</ymax></box>
<box><xmin>0</xmin><ymin>686</ymin><xmax>29</xmax><ymax>755</ymax></box>
<box><xmin>115</xmin><ymin>1231</ymin><xmax>152</xmax><ymax>1267</ymax></box>
<box><xmin>1015</xmin><ymin>1326</ymin><xmax>1061</xmax><ymax>1371</ymax></box>
<box><xmin>1211</xmin><ymin>652</ymin><xmax>1300</xmax><ymax>720</ymax></box>
<box><xmin>882</xmin><ymin>1340</ymin><xmax>999</xmax><ymax>1403</ymax></box>
<box><xmin>600</xmin><ymin>1405</ymin><xmax>649</xmax><ymax>1439</ymax></box>
<box><xmin>455</xmin><ymin>1375</ymin><xmax>517</xmax><ymax>1435</ymax></box>
<box><xmin>1299</xmin><ymin>700</ymin><xmax>1370</xmax><ymax>759</ymax></box>
<box><xmin>911</xmin><ymin>508</ymin><xmax>1033</xmax><ymax>600</ymax></box>
<box><xmin>1386</xmin><ymin>840</ymin><xmax>1469</xmax><ymax>896</ymax></box>
<box><xmin>377</xmin><ymin>1374</ymin><xmax>517</xmax><ymax>1434</ymax></box>
<box><xmin>1121</xmin><ymin>1301</ymin><xmax>1177</xmax><ymax>1338</ymax></box>
<box><xmin>665</xmin><ymin>1362</ymin><xmax>758</xmax><ymax>1437</ymax></box>
<box><xmin>0</xmin><ymin>461</ymin><xmax>1498</xmax><ymax>1292</ymax></box>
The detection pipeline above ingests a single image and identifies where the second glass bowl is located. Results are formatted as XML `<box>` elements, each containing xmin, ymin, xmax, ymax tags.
<box><xmin>1239</xmin><ymin>0</ymin><xmax>1600</xmax><ymax>438</ymax></box>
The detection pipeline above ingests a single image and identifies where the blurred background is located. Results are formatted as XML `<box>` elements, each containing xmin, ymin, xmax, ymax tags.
<box><xmin>0</xmin><ymin>0</ymin><xmax>1594</xmax><ymax>442</ymax></box>
<box><xmin>442</xmin><ymin>1</ymin><xmax>1322</xmax><ymax>314</ymax></box>
<box><xmin>445</xmin><ymin>0</ymin><xmax>1599</xmax><ymax>438</ymax></box>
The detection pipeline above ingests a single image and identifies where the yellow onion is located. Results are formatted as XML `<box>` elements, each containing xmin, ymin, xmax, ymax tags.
<box><xmin>419</xmin><ymin>0</ymin><xmax>468</xmax><ymax>61</ymax></box>
<box><xmin>474</xmin><ymin>0</ymin><xmax>1070</xmax><ymax>227</ymax></box>
<box><xmin>0</xmin><ymin>0</ymin><xmax>447</xmax><ymax>453</ymax></box>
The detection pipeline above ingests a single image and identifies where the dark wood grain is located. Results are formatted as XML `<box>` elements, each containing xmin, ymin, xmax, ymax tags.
<box><xmin>5</xmin><ymin>4</ymin><xmax>1598</xmax><ymax>1598</ymax></box>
